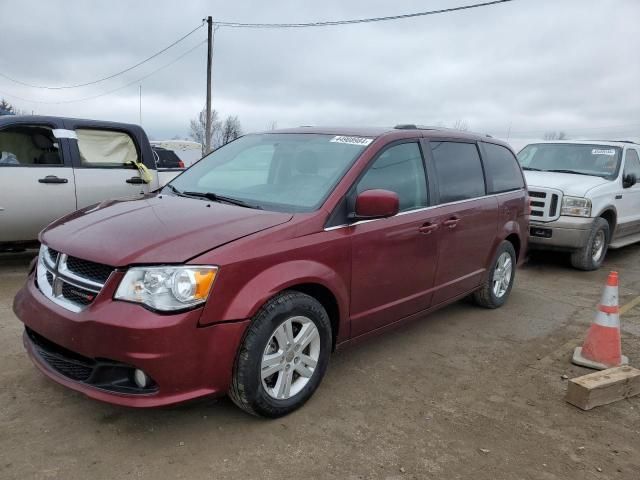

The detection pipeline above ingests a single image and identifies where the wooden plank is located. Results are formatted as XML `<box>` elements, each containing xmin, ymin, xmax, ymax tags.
<box><xmin>565</xmin><ymin>366</ymin><xmax>640</xmax><ymax>410</ymax></box>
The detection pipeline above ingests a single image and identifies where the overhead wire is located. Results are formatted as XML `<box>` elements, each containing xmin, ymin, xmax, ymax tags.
<box><xmin>0</xmin><ymin>39</ymin><xmax>207</xmax><ymax>104</ymax></box>
<box><xmin>0</xmin><ymin>21</ymin><xmax>205</xmax><ymax>89</ymax></box>
<box><xmin>213</xmin><ymin>0</ymin><xmax>516</xmax><ymax>28</ymax></box>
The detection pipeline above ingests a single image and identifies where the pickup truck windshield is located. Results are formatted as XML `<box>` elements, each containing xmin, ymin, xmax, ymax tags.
<box><xmin>517</xmin><ymin>143</ymin><xmax>621</xmax><ymax>179</ymax></box>
<box><xmin>166</xmin><ymin>133</ymin><xmax>371</xmax><ymax>212</ymax></box>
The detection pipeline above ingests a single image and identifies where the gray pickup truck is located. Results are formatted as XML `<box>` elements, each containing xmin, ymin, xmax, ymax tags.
<box><xmin>0</xmin><ymin>115</ymin><xmax>181</xmax><ymax>249</ymax></box>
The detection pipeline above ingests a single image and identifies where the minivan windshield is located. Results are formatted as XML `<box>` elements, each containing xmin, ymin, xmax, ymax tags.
<box><xmin>166</xmin><ymin>133</ymin><xmax>371</xmax><ymax>212</ymax></box>
<box><xmin>517</xmin><ymin>143</ymin><xmax>622</xmax><ymax>179</ymax></box>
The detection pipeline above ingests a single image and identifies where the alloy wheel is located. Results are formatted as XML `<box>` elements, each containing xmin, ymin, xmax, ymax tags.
<box><xmin>261</xmin><ymin>316</ymin><xmax>321</xmax><ymax>400</ymax></box>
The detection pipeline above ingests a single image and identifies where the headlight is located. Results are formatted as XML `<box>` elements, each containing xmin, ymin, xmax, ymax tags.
<box><xmin>561</xmin><ymin>196</ymin><xmax>591</xmax><ymax>217</ymax></box>
<box><xmin>114</xmin><ymin>266</ymin><xmax>217</xmax><ymax>311</ymax></box>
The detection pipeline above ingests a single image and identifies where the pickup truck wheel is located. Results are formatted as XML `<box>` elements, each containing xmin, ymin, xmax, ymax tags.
<box><xmin>229</xmin><ymin>291</ymin><xmax>332</xmax><ymax>418</ymax></box>
<box><xmin>473</xmin><ymin>240</ymin><xmax>516</xmax><ymax>309</ymax></box>
<box><xmin>570</xmin><ymin>218</ymin><xmax>609</xmax><ymax>271</ymax></box>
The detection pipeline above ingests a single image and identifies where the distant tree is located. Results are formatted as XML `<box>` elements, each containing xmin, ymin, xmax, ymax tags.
<box><xmin>267</xmin><ymin>120</ymin><xmax>278</xmax><ymax>131</ymax></box>
<box><xmin>544</xmin><ymin>131</ymin><xmax>568</xmax><ymax>140</ymax></box>
<box><xmin>452</xmin><ymin>119</ymin><xmax>469</xmax><ymax>131</ymax></box>
<box><xmin>220</xmin><ymin>115</ymin><xmax>242</xmax><ymax>146</ymax></box>
<box><xmin>189</xmin><ymin>107</ymin><xmax>221</xmax><ymax>156</ymax></box>
<box><xmin>0</xmin><ymin>98</ymin><xmax>15</xmax><ymax>115</ymax></box>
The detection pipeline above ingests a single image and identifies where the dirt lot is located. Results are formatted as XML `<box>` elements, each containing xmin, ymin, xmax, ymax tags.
<box><xmin>1</xmin><ymin>248</ymin><xmax>639</xmax><ymax>480</ymax></box>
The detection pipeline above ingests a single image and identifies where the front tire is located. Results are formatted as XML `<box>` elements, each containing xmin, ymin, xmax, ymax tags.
<box><xmin>570</xmin><ymin>217</ymin><xmax>609</xmax><ymax>271</ymax></box>
<box><xmin>473</xmin><ymin>240</ymin><xmax>517</xmax><ymax>309</ymax></box>
<box><xmin>229</xmin><ymin>291</ymin><xmax>332</xmax><ymax>418</ymax></box>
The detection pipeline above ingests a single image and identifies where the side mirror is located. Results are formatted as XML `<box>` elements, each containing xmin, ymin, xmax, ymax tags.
<box><xmin>623</xmin><ymin>173</ymin><xmax>637</xmax><ymax>188</ymax></box>
<box><xmin>352</xmin><ymin>189</ymin><xmax>400</xmax><ymax>220</ymax></box>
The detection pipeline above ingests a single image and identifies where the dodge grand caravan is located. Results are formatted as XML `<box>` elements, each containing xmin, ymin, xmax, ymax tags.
<box><xmin>13</xmin><ymin>126</ymin><xmax>528</xmax><ymax>417</ymax></box>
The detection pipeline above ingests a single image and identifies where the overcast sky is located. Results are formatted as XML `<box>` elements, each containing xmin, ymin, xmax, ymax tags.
<box><xmin>1</xmin><ymin>0</ymin><xmax>638</xmax><ymax>148</ymax></box>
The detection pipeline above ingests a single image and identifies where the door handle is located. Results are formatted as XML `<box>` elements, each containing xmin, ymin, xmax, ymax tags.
<box><xmin>419</xmin><ymin>223</ymin><xmax>439</xmax><ymax>235</ymax></box>
<box><xmin>442</xmin><ymin>216</ymin><xmax>460</xmax><ymax>229</ymax></box>
<box><xmin>126</xmin><ymin>176</ymin><xmax>145</xmax><ymax>184</ymax></box>
<box><xmin>38</xmin><ymin>175</ymin><xmax>68</xmax><ymax>184</ymax></box>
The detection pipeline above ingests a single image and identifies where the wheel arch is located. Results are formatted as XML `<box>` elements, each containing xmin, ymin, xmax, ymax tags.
<box><xmin>285</xmin><ymin>283</ymin><xmax>341</xmax><ymax>350</ymax></box>
<box><xmin>213</xmin><ymin>260</ymin><xmax>349</xmax><ymax>346</ymax></box>
<box><xmin>504</xmin><ymin>233</ymin><xmax>521</xmax><ymax>261</ymax></box>
<box><xmin>597</xmin><ymin>207</ymin><xmax>617</xmax><ymax>238</ymax></box>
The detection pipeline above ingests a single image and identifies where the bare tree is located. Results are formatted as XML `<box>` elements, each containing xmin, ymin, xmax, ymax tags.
<box><xmin>267</xmin><ymin>120</ymin><xmax>278</xmax><ymax>131</ymax></box>
<box><xmin>452</xmin><ymin>119</ymin><xmax>470</xmax><ymax>131</ymax></box>
<box><xmin>544</xmin><ymin>131</ymin><xmax>568</xmax><ymax>140</ymax></box>
<box><xmin>190</xmin><ymin>107</ymin><xmax>221</xmax><ymax>156</ymax></box>
<box><xmin>220</xmin><ymin>115</ymin><xmax>242</xmax><ymax>146</ymax></box>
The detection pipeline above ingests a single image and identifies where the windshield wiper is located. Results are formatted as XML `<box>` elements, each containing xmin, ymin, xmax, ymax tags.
<box><xmin>546</xmin><ymin>169</ymin><xmax>594</xmax><ymax>176</ymax></box>
<box><xmin>182</xmin><ymin>191</ymin><xmax>262</xmax><ymax>209</ymax></box>
<box><xmin>522</xmin><ymin>167</ymin><xmax>542</xmax><ymax>171</ymax></box>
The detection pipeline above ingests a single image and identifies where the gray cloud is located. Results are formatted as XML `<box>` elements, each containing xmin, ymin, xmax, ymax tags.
<box><xmin>1</xmin><ymin>0</ymin><xmax>638</xmax><ymax>144</ymax></box>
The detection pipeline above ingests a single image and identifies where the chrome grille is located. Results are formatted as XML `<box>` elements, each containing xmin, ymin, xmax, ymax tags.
<box><xmin>528</xmin><ymin>187</ymin><xmax>563</xmax><ymax>222</ymax></box>
<box><xmin>36</xmin><ymin>245</ymin><xmax>113</xmax><ymax>312</ymax></box>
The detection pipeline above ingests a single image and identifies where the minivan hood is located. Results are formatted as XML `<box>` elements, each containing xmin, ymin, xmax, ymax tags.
<box><xmin>41</xmin><ymin>194</ymin><xmax>293</xmax><ymax>266</ymax></box>
<box><xmin>524</xmin><ymin>171</ymin><xmax>609</xmax><ymax>197</ymax></box>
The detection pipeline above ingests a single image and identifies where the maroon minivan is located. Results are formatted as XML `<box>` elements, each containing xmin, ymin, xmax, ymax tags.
<box><xmin>14</xmin><ymin>125</ymin><xmax>528</xmax><ymax>417</ymax></box>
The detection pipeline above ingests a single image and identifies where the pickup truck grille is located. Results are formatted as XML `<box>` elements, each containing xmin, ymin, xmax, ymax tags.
<box><xmin>36</xmin><ymin>246</ymin><xmax>113</xmax><ymax>312</ymax></box>
<box><xmin>528</xmin><ymin>187</ymin><xmax>562</xmax><ymax>222</ymax></box>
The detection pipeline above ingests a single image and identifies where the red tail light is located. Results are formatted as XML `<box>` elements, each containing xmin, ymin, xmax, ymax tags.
<box><xmin>178</xmin><ymin>160</ymin><xmax>185</xmax><ymax>169</ymax></box>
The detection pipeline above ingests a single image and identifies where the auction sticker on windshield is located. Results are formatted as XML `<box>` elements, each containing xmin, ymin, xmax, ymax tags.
<box><xmin>592</xmin><ymin>149</ymin><xmax>616</xmax><ymax>156</ymax></box>
<box><xmin>330</xmin><ymin>136</ymin><xmax>373</xmax><ymax>146</ymax></box>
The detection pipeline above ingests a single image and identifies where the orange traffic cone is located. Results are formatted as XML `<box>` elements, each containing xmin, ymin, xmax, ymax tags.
<box><xmin>572</xmin><ymin>271</ymin><xmax>629</xmax><ymax>370</ymax></box>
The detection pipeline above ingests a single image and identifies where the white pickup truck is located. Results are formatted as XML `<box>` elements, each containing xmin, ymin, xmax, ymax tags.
<box><xmin>518</xmin><ymin>140</ymin><xmax>640</xmax><ymax>270</ymax></box>
<box><xmin>0</xmin><ymin>116</ymin><xmax>182</xmax><ymax>249</ymax></box>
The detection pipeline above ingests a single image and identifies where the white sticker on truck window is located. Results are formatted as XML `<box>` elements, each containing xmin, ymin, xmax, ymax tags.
<box><xmin>52</xmin><ymin>129</ymin><xmax>78</xmax><ymax>139</ymax></box>
<box><xmin>330</xmin><ymin>136</ymin><xmax>373</xmax><ymax>146</ymax></box>
<box><xmin>592</xmin><ymin>149</ymin><xmax>615</xmax><ymax>156</ymax></box>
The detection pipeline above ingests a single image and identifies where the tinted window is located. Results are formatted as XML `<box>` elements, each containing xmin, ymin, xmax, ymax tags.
<box><xmin>623</xmin><ymin>149</ymin><xmax>640</xmax><ymax>178</ymax></box>
<box><xmin>430</xmin><ymin>142</ymin><xmax>485</xmax><ymax>203</ymax></box>
<box><xmin>356</xmin><ymin>142</ymin><xmax>427</xmax><ymax>211</ymax></box>
<box><xmin>482</xmin><ymin>142</ymin><xmax>524</xmax><ymax>193</ymax></box>
<box><xmin>153</xmin><ymin>148</ymin><xmax>183</xmax><ymax>169</ymax></box>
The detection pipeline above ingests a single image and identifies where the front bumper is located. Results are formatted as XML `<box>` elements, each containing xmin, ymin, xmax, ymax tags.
<box><xmin>13</xmin><ymin>272</ymin><xmax>249</xmax><ymax>407</ymax></box>
<box><xmin>528</xmin><ymin>216</ymin><xmax>593</xmax><ymax>250</ymax></box>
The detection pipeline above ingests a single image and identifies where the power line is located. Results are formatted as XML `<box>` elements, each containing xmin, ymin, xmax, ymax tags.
<box><xmin>0</xmin><ymin>21</ymin><xmax>205</xmax><ymax>90</ymax></box>
<box><xmin>214</xmin><ymin>0</ymin><xmax>516</xmax><ymax>28</ymax></box>
<box><xmin>0</xmin><ymin>39</ymin><xmax>206</xmax><ymax>105</ymax></box>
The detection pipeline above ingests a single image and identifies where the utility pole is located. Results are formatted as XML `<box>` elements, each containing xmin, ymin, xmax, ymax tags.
<box><xmin>139</xmin><ymin>85</ymin><xmax>142</xmax><ymax>125</ymax></box>
<box><xmin>205</xmin><ymin>16</ymin><xmax>213</xmax><ymax>154</ymax></box>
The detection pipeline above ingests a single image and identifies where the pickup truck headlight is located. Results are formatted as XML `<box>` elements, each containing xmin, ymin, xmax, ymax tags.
<box><xmin>561</xmin><ymin>196</ymin><xmax>592</xmax><ymax>217</ymax></box>
<box><xmin>115</xmin><ymin>266</ymin><xmax>217</xmax><ymax>311</ymax></box>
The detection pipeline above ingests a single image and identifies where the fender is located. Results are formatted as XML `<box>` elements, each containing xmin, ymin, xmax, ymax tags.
<box><xmin>200</xmin><ymin>259</ymin><xmax>350</xmax><ymax>340</ymax></box>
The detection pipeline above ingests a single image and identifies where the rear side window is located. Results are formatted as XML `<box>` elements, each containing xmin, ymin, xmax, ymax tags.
<box><xmin>482</xmin><ymin>142</ymin><xmax>525</xmax><ymax>193</ymax></box>
<box><xmin>430</xmin><ymin>141</ymin><xmax>485</xmax><ymax>203</ymax></box>
<box><xmin>356</xmin><ymin>142</ymin><xmax>427</xmax><ymax>212</ymax></box>
<box><xmin>76</xmin><ymin>129</ymin><xmax>139</xmax><ymax>167</ymax></box>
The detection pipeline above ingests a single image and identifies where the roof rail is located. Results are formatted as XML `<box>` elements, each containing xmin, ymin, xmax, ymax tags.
<box><xmin>394</xmin><ymin>124</ymin><xmax>417</xmax><ymax>130</ymax></box>
<box><xmin>581</xmin><ymin>139</ymin><xmax>639</xmax><ymax>145</ymax></box>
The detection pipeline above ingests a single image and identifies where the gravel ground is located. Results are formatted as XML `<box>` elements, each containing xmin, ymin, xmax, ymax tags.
<box><xmin>1</xmin><ymin>247</ymin><xmax>639</xmax><ymax>480</ymax></box>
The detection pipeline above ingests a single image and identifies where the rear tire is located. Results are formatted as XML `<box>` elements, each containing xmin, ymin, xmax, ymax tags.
<box><xmin>229</xmin><ymin>291</ymin><xmax>332</xmax><ymax>418</ymax></box>
<box><xmin>570</xmin><ymin>217</ymin><xmax>609</xmax><ymax>271</ymax></box>
<box><xmin>473</xmin><ymin>240</ymin><xmax>516</xmax><ymax>309</ymax></box>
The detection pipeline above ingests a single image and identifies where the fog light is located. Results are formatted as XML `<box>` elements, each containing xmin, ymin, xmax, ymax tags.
<box><xmin>133</xmin><ymin>369</ymin><xmax>149</xmax><ymax>388</ymax></box>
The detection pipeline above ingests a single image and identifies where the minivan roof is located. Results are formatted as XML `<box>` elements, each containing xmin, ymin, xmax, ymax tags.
<box><xmin>259</xmin><ymin>125</ymin><xmax>510</xmax><ymax>147</ymax></box>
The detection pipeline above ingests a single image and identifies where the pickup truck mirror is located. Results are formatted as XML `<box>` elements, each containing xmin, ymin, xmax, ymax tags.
<box><xmin>351</xmin><ymin>189</ymin><xmax>400</xmax><ymax>221</ymax></box>
<box><xmin>623</xmin><ymin>173</ymin><xmax>637</xmax><ymax>188</ymax></box>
